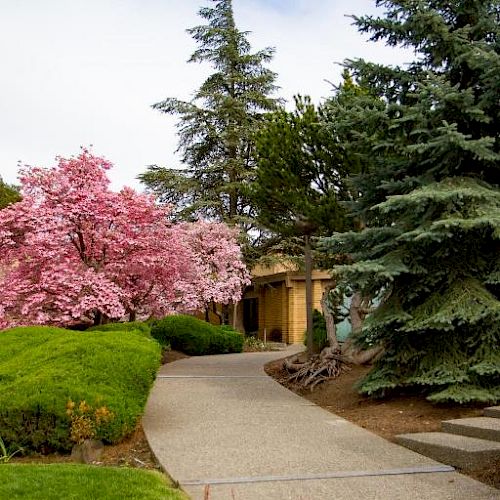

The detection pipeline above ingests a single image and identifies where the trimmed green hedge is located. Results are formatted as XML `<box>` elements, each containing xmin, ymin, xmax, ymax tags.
<box><xmin>151</xmin><ymin>315</ymin><xmax>243</xmax><ymax>355</ymax></box>
<box><xmin>87</xmin><ymin>321</ymin><xmax>152</xmax><ymax>337</ymax></box>
<box><xmin>0</xmin><ymin>326</ymin><xmax>161</xmax><ymax>453</ymax></box>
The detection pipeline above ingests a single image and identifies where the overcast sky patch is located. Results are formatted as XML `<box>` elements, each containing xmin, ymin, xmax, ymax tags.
<box><xmin>0</xmin><ymin>0</ymin><xmax>411</xmax><ymax>191</ymax></box>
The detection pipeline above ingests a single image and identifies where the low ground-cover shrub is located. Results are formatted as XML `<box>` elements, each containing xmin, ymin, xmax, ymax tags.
<box><xmin>243</xmin><ymin>335</ymin><xmax>283</xmax><ymax>352</ymax></box>
<box><xmin>303</xmin><ymin>309</ymin><xmax>329</xmax><ymax>351</ymax></box>
<box><xmin>151</xmin><ymin>315</ymin><xmax>243</xmax><ymax>355</ymax></box>
<box><xmin>0</xmin><ymin>464</ymin><xmax>187</xmax><ymax>500</ymax></box>
<box><xmin>0</xmin><ymin>326</ymin><xmax>161</xmax><ymax>454</ymax></box>
<box><xmin>87</xmin><ymin>321</ymin><xmax>151</xmax><ymax>337</ymax></box>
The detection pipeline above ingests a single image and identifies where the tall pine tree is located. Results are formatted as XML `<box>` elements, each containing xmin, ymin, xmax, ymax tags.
<box><xmin>320</xmin><ymin>0</ymin><xmax>500</xmax><ymax>403</ymax></box>
<box><xmin>140</xmin><ymin>0</ymin><xmax>279</xmax><ymax>236</ymax></box>
<box><xmin>251</xmin><ymin>96</ymin><xmax>351</xmax><ymax>357</ymax></box>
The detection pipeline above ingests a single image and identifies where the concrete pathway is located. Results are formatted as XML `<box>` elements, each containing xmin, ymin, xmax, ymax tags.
<box><xmin>143</xmin><ymin>347</ymin><xmax>499</xmax><ymax>500</ymax></box>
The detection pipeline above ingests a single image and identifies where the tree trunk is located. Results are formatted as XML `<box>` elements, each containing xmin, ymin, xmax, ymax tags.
<box><xmin>343</xmin><ymin>292</ymin><xmax>382</xmax><ymax>364</ymax></box>
<box><xmin>211</xmin><ymin>302</ymin><xmax>223</xmax><ymax>325</ymax></box>
<box><xmin>232</xmin><ymin>302</ymin><xmax>238</xmax><ymax>329</ymax></box>
<box><xmin>304</xmin><ymin>235</ymin><xmax>314</xmax><ymax>358</ymax></box>
<box><xmin>94</xmin><ymin>311</ymin><xmax>102</xmax><ymax>326</ymax></box>
<box><xmin>349</xmin><ymin>292</ymin><xmax>365</xmax><ymax>334</ymax></box>
<box><xmin>320</xmin><ymin>282</ymin><xmax>340</xmax><ymax>351</ymax></box>
<box><xmin>129</xmin><ymin>310</ymin><xmax>136</xmax><ymax>322</ymax></box>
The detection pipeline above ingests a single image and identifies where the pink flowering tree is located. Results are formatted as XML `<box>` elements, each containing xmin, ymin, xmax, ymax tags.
<box><xmin>178</xmin><ymin>220</ymin><xmax>251</xmax><ymax>321</ymax></box>
<box><xmin>0</xmin><ymin>149</ymin><xmax>248</xmax><ymax>328</ymax></box>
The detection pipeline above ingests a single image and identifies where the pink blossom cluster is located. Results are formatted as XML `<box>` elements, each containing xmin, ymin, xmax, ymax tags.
<box><xmin>0</xmin><ymin>149</ymin><xmax>250</xmax><ymax>328</ymax></box>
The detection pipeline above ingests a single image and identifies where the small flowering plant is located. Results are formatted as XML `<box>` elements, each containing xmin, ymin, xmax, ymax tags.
<box><xmin>66</xmin><ymin>399</ymin><xmax>114</xmax><ymax>445</ymax></box>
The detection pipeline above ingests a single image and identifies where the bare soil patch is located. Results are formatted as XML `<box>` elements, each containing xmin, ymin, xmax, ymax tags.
<box><xmin>162</xmin><ymin>349</ymin><xmax>190</xmax><ymax>364</ymax></box>
<box><xmin>265</xmin><ymin>358</ymin><xmax>499</xmax><ymax>489</ymax></box>
<box><xmin>12</xmin><ymin>424</ymin><xmax>160</xmax><ymax>470</ymax></box>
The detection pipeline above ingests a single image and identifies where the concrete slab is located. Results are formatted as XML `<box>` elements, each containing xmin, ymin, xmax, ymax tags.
<box><xmin>143</xmin><ymin>349</ymin><xmax>500</xmax><ymax>499</ymax></box>
<box><xmin>185</xmin><ymin>472</ymin><xmax>498</xmax><ymax>500</ymax></box>
<box><xmin>396</xmin><ymin>432</ymin><xmax>500</xmax><ymax>469</ymax></box>
<box><xmin>442</xmin><ymin>417</ymin><xmax>500</xmax><ymax>442</ymax></box>
<box><xmin>156</xmin><ymin>347</ymin><xmax>302</xmax><ymax>378</ymax></box>
<box><xmin>485</xmin><ymin>406</ymin><xmax>500</xmax><ymax>419</ymax></box>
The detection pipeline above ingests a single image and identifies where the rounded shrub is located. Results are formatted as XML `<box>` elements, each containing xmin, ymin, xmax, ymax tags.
<box><xmin>0</xmin><ymin>326</ymin><xmax>161</xmax><ymax>454</ymax></box>
<box><xmin>151</xmin><ymin>315</ymin><xmax>212</xmax><ymax>354</ymax></box>
<box><xmin>214</xmin><ymin>325</ymin><xmax>244</xmax><ymax>353</ymax></box>
<box><xmin>151</xmin><ymin>315</ymin><xmax>243</xmax><ymax>355</ymax></box>
<box><xmin>87</xmin><ymin>321</ymin><xmax>151</xmax><ymax>337</ymax></box>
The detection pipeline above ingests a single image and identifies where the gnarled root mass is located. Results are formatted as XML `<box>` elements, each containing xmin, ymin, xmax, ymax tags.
<box><xmin>283</xmin><ymin>347</ymin><xmax>351</xmax><ymax>390</ymax></box>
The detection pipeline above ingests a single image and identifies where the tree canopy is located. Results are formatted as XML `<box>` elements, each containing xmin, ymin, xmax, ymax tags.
<box><xmin>320</xmin><ymin>0</ymin><xmax>500</xmax><ymax>403</ymax></box>
<box><xmin>252</xmin><ymin>95</ymin><xmax>351</xmax><ymax>239</ymax></box>
<box><xmin>0</xmin><ymin>150</ymin><xmax>249</xmax><ymax>328</ymax></box>
<box><xmin>139</xmin><ymin>0</ymin><xmax>280</xmax><ymax>240</ymax></box>
<box><xmin>0</xmin><ymin>177</ymin><xmax>21</xmax><ymax>209</ymax></box>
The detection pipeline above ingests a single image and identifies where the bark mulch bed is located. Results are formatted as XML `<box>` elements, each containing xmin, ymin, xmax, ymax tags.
<box><xmin>265</xmin><ymin>358</ymin><xmax>499</xmax><ymax>490</ymax></box>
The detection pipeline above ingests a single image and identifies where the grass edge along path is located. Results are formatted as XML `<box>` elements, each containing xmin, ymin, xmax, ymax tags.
<box><xmin>0</xmin><ymin>464</ymin><xmax>188</xmax><ymax>500</ymax></box>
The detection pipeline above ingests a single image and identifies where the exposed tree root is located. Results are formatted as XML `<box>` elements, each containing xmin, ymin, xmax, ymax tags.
<box><xmin>282</xmin><ymin>347</ymin><xmax>351</xmax><ymax>390</ymax></box>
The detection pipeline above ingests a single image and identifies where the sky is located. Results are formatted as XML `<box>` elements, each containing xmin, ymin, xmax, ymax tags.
<box><xmin>0</xmin><ymin>0</ymin><xmax>412</xmax><ymax>191</ymax></box>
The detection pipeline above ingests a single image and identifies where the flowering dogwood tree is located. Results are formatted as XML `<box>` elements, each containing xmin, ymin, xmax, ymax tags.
<box><xmin>0</xmin><ymin>149</ymin><xmax>249</xmax><ymax>328</ymax></box>
<box><xmin>179</xmin><ymin>220</ymin><xmax>251</xmax><ymax>312</ymax></box>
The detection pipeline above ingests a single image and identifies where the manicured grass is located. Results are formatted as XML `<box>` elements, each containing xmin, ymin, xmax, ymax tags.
<box><xmin>87</xmin><ymin>321</ymin><xmax>152</xmax><ymax>337</ymax></box>
<box><xmin>0</xmin><ymin>326</ymin><xmax>161</xmax><ymax>453</ymax></box>
<box><xmin>0</xmin><ymin>464</ymin><xmax>187</xmax><ymax>500</ymax></box>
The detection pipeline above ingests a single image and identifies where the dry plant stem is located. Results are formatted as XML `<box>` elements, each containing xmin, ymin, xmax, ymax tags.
<box><xmin>204</xmin><ymin>484</ymin><xmax>210</xmax><ymax>500</ymax></box>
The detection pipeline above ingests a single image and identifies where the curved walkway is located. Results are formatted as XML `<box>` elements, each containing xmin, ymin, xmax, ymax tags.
<box><xmin>143</xmin><ymin>347</ymin><xmax>499</xmax><ymax>499</ymax></box>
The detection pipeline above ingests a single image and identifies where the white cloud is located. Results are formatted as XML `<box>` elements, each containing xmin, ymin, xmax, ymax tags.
<box><xmin>0</xmin><ymin>0</ymin><xmax>412</xmax><ymax>191</ymax></box>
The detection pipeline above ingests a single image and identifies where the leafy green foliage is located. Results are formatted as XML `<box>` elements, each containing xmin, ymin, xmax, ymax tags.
<box><xmin>320</xmin><ymin>0</ymin><xmax>500</xmax><ymax>403</ymax></box>
<box><xmin>0</xmin><ymin>436</ymin><xmax>21</xmax><ymax>463</ymax></box>
<box><xmin>0</xmin><ymin>465</ymin><xmax>187</xmax><ymax>500</ymax></box>
<box><xmin>303</xmin><ymin>310</ymin><xmax>329</xmax><ymax>351</ymax></box>
<box><xmin>140</xmin><ymin>0</ymin><xmax>279</xmax><ymax>243</ymax></box>
<box><xmin>0</xmin><ymin>327</ymin><xmax>161</xmax><ymax>453</ymax></box>
<box><xmin>252</xmin><ymin>96</ymin><xmax>350</xmax><ymax>238</ymax></box>
<box><xmin>0</xmin><ymin>177</ymin><xmax>21</xmax><ymax>210</ymax></box>
<box><xmin>151</xmin><ymin>315</ymin><xmax>243</xmax><ymax>355</ymax></box>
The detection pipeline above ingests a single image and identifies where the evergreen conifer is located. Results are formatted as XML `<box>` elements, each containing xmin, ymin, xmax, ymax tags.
<box><xmin>139</xmin><ymin>0</ymin><xmax>279</xmax><ymax>235</ymax></box>
<box><xmin>320</xmin><ymin>0</ymin><xmax>500</xmax><ymax>403</ymax></box>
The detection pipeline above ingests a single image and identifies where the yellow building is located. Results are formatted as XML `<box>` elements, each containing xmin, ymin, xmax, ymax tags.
<box><xmin>237</xmin><ymin>263</ymin><xmax>333</xmax><ymax>344</ymax></box>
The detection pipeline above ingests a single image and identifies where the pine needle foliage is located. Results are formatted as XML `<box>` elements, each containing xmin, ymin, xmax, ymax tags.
<box><xmin>320</xmin><ymin>0</ymin><xmax>500</xmax><ymax>403</ymax></box>
<box><xmin>140</xmin><ymin>0</ymin><xmax>280</xmax><ymax>236</ymax></box>
<box><xmin>251</xmin><ymin>96</ymin><xmax>351</xmax><ymax>239</ymax></box>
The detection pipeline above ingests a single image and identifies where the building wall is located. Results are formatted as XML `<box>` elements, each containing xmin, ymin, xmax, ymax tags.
<box><xmin>253</xmin><ymin>278</ymin><xmax>332</xmax><ymax>344</ymax></box>
<box><xmin>257</xmin><ymin>283</ymin><xmax>286</xmax><ymax>342</ymax></box>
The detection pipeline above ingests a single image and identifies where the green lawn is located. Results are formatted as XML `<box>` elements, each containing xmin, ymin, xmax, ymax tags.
<box><xmin>0</xmin><ymin>464</ymin><xmax>188</xmax><ymax>499</ymax></box>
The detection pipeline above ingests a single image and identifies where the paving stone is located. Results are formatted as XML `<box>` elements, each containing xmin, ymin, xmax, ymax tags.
<box><xmin>442</xmin><ymin>417</ymin><xmax>500</xmax><ymax>442</ymax></box>
<box><xmin>396</xmin><ymin>432</ymin><xmax>500</xmax><ymax>469</ymax></box>
<box><xmin>143</xmin><ymin>349</ymin><xmax>500</xmax><ymax>499</ymax></box>
<box><xmin>484</xmin><ymin>406</ymin><xmax>500</xmax><ymax>418</ymax></box>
